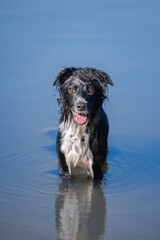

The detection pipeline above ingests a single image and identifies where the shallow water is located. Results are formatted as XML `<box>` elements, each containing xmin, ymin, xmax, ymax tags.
<box><xmin>0</xmin><ymin>0</ymin><xmax>160</xmax><ymax>239</ymax></box>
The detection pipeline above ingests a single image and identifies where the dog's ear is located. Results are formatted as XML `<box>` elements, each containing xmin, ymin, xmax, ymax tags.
<box><xmin>95</xmin><ymin>70</ymin><xmax>114</xmax><ymax>88</ymax></box>
<box><xmin>53</xmin><ymin>68</ymin><xmax>77</xmax><ymax>89</ymax></box>
<box><xmin>92</xmin><ymin>69</ymin><xmax>113</xmax><ymax>101</ymax></box>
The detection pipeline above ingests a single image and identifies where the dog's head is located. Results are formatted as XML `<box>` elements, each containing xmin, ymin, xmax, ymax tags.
<box><xmin>54</xmin><ymin>67</ymin><xmax>113</xmax><ymax>125</ymax></box>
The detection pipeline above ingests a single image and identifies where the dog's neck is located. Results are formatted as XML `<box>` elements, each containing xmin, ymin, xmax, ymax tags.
<box><xmin>59</xmin><ymin>114</ymin><xmax>93</xmax><ymax>177</ymax></box>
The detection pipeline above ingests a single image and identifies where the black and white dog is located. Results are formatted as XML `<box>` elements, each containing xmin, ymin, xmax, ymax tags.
<box><xmin>54</xmin><ymin>67</ymin><xmax>113</xmax><ymax>179</ymax></box>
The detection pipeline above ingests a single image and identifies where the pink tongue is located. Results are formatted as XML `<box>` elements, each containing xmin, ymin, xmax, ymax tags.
<box><xmin>72</xmin><ymin>112</ymin><xmax>87</xmax><ymax>125</ymax></box>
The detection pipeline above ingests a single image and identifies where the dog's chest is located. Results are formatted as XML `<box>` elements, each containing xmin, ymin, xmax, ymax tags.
<box><xmin>59</xmin><ymin>120</ymin><xmax>93</xmax><ymax>177</ymax></box>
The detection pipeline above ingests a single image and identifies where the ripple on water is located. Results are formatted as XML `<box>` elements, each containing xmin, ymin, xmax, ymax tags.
<box><xmin>5</xmin><ymin>136</ymin><xmax>157</xmax><ymax>198</ymax></box>
<box><xmin>104</xmin><ymin>139</ymin><xmax>160</xmax><ymax>196</ymax></box>
<box><xmin>37</xmin><ymin>138</ymin><xmax>160</xmax><ymax>197</ymax></box>
<box><xmin>36</xmin><ymin>170</ymin><xmax>60</xmax><ymax>195</ymax></box>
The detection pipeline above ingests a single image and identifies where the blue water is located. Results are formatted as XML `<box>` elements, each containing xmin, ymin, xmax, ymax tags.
<box><xmin>0</xmin><ymin>0</ymin><xmax>160</xmax><ymax>239</ymax></box>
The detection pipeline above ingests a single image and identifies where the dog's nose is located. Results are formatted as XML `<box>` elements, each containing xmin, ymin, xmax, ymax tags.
<box><xmin>76</xmin><ymin>102</ymin><xmax>87</xmax><ymax>111</ymax></box>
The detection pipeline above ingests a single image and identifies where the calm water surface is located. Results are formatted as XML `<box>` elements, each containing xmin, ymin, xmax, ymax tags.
<box><xmin>0</xmin><ymin>0</ymin><xmax>160</xmax><ymax>239</ymax></box>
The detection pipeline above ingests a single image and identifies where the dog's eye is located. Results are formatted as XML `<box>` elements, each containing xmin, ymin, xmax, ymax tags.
<box><xmin>69</xmin><ymin>88</ymin><xmax>76</xmax><ymax>93</ymax></box>
<box><xmin>88</xmin><ymin>88</ymin><xmax>94</xmax><ymax>94</ymax></box>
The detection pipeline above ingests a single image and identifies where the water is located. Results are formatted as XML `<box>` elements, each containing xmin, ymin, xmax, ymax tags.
<box><xmin>0</xmin><ymin>0</ymin><xmax>160</xmax><ymax>239</ymax></box>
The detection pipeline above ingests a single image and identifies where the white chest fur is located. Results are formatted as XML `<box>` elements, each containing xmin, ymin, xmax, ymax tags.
<box><xmin>59</xmin><ymin>119</ymin><xmax>93</xmax><ymax>177</ymax></box>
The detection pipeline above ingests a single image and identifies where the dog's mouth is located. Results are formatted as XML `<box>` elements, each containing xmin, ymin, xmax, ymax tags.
<box><xmin>72</xmin><ymin>111</ymin><xmax>87</xmax><ymax>125</ymax></box>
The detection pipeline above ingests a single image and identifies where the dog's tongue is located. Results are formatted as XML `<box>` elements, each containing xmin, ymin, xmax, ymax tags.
<box><xmin>72</xmin><ymin>111</ymin><xmax>87</xmax><ymax>125</ymax></box>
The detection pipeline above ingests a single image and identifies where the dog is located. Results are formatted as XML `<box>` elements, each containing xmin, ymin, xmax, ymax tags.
<box><xmin>54</xmin><ymin>67</ymin><xmax>113</xmax><ymax>179</ymax></box>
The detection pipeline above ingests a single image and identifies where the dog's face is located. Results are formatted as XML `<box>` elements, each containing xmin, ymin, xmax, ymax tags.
<box><xmin>54</xmin><ymin>67</ymin><xmax>113</xmax><ymax>125</ymax></box>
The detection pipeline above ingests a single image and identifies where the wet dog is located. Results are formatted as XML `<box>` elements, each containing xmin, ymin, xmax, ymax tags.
<box><xmin>54</xmin><ymin>67</ymin><xmax>113</xmax><ymax>179</ymax></box>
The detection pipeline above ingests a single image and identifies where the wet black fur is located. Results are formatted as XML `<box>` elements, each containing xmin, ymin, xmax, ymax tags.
<box><xmin>54</xmin><ymin>67</ymin><xmax>113</xmax><ymax>179</ymax></box>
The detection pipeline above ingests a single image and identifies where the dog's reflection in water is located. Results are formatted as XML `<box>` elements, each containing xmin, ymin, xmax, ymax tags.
<box><xmin>55</xmin><ymin>177</ymin><xmax>106</xmax><ymax>240</ymax></box>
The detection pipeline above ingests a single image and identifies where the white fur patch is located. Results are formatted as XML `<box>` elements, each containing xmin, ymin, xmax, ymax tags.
<box><xmin>59</xmin><ymin>116</ymin><xmax>93</xmax><ymax>177</ymax></box>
